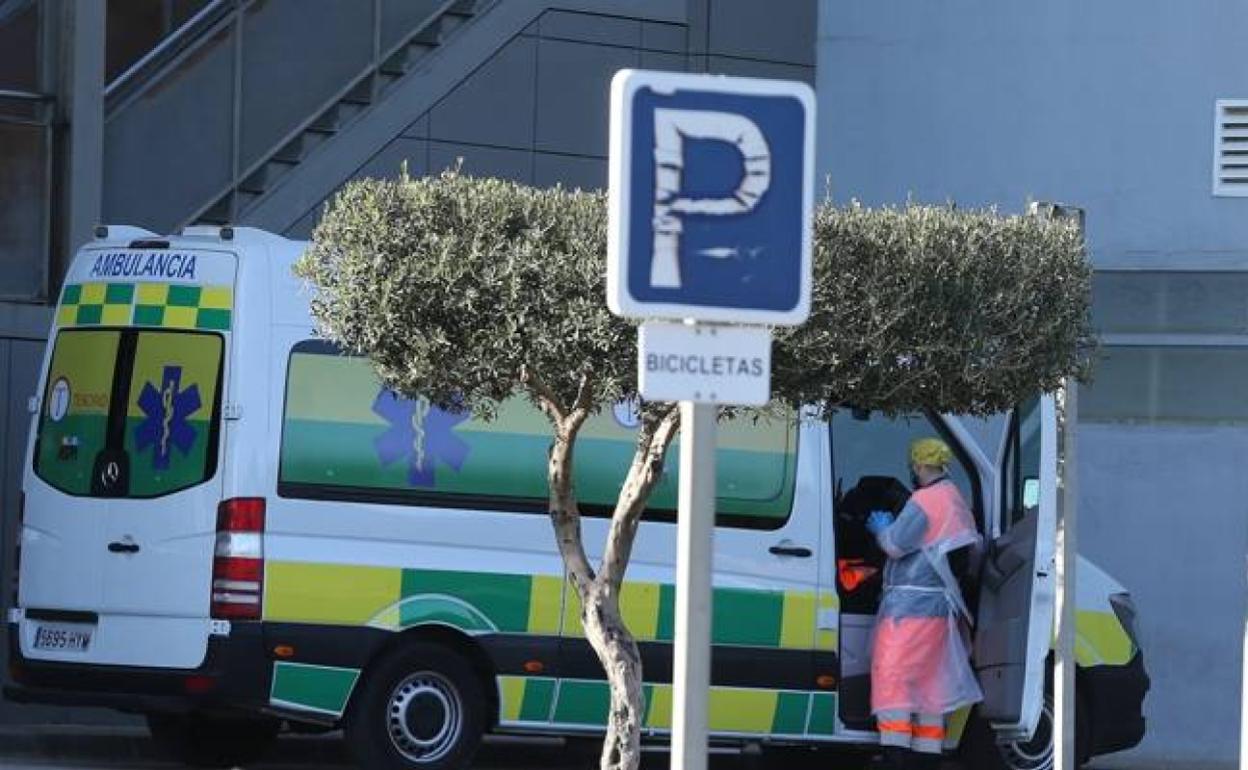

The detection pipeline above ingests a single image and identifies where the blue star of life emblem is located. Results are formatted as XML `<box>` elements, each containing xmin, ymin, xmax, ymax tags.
<box><xmin>135</xmin><ymin>365</ymin><xmax>201</xmax><ymax>470</ymax></box>
<box><xmin>372</xmin><ymin>389</ymin><xmax>470</xmax><ymax>487</ymax></box>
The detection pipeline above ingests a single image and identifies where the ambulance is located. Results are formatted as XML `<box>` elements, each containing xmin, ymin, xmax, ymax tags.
<box><xmin>6</xmin><ymin>227</ymin><xmax>1147</xmax><ymax>770</ymax></box>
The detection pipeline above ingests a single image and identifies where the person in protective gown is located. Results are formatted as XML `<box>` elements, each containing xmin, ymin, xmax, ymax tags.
<box><xmin>864</xmin><ymin>438</ymin><xmax>984</xmax><ymax>769</ymax></box>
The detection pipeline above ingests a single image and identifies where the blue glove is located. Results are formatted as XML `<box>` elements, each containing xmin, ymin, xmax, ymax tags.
<box><xmin>865</xmin><ymin>510</ymin><xmax>894</xmax><ymax>536</ymax></box>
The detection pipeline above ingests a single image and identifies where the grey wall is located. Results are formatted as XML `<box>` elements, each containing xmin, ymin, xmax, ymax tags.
<box><xmin>816</xmin><ymin>1</ymin><xmax>1248</xmax><ymax>763</ymax></box>
<box><xmin>817</xmin><ymin>0</ymin><xmax>1248</xmax><ymax>268</ymax></box>
<box><xmin>1080</xmin><ymin>423</ymin><xmax>1248</xmax><ymax>763</ymax></box>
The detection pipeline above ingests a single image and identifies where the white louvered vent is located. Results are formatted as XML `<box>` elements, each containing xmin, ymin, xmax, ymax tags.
<box><xmin>1214</xmin><ymin>100</ymin><xmax>1248</xmax><ymax>196</ymax></box>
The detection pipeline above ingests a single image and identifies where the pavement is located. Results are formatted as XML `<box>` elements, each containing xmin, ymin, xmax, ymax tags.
<box><xmin>0</xmin><ymin>724</ymin><xmax>1233</xmax><ymax>770</ymax></box>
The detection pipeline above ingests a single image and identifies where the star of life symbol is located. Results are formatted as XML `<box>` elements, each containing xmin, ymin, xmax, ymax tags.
<box><xmin>372</xmin><ymin>389</ymin><xmax>470</xmax><ymax>487</ymax></box>
<box><xmin>135</xmin><ymin>365</ymin><xmax>201</xmax><ymax>470</ymax></box>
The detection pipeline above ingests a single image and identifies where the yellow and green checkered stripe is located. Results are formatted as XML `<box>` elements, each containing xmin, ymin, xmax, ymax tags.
<box><xmin>561</xmin><ymin>581</ymin><xmax>835</xmax><ymax>651</ymax></box>
<box><xmin>498</xmin><ymin>676</ymin><xmax>839</xmax><ymax>737</ymax></box>
<box><xmin>265</xmin><ymin>561</ymin><xmax>835</xmax><ymax>651</ymax></box>
<box><xmin>57</xmin><ymin>282</ymin><xmax>232</xmax><ymax>331</ymax></box>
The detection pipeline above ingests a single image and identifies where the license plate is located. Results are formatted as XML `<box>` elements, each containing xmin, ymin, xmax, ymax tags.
<box><xmin>32</xmin><ymin>623</ymin><xmax>93</xmax><ymax>652</ymax></box>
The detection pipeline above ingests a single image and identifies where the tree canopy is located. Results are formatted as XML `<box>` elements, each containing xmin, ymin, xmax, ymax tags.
<box><xmin>296</xmin><ymin>170</ymin><xmax>1094</xmax><ymax>418</ymax></box>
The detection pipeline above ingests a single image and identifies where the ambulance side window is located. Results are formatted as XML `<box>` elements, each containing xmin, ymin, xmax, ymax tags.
<box><xmin>279</xmin><ymin>341</ymin><xmax>799</xmax><ymax>529</ymax></box>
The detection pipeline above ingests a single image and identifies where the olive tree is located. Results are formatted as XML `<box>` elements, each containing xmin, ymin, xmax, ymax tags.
<box><xmin>295</xmin><ymin>170</ymin><xmax>1094</xmax><ymax>770</ymax></box>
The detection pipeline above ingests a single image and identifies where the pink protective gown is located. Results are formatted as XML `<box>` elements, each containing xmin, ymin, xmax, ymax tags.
<box><xmin>870</xmin><ymin>479</ymin><xmax>984</xmax><ymax>716</ymax></box>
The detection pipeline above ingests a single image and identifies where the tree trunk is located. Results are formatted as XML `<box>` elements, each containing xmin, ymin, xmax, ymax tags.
<box><xmin>525</xmin><ymin>374</ymin><xmax>680</xmax><ymax>770</ymax></box>
<box><xmin>581</xmin><ymin>582</ymin><xmax>645</xmax><ymax>770</ymax></box>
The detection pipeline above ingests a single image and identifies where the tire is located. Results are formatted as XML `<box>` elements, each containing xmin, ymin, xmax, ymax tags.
<box><xmin>145</xmin><ymin>712</ymin><xmax>279</xmax><ymax>768</ymax></box>
<box><xmin>959</xmin><ymin>690</ymin><xmax>1090</xmax><ymax>770</ymax></box>
<box><xmin>346</xmin><ymin>641</ymin><xmax>486</xmax><ymax>770</ymax></box>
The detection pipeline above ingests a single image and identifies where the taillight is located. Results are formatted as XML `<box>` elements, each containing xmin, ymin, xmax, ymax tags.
<box><xmin>211</xmin><ymin>498</ymin><xmax>264</xmax><ymax>620</ymax></box>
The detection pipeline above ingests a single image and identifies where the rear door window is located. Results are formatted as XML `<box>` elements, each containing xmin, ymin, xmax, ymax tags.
<box><xmin>34</xmin><ymin>329</ymin><xmax>224</xmax><ymax>498</ymax></box>
<box><xmin>121</xmin><ymin>332</ymin><xmax>224</xmax><ymax>497</ymax></box>
<box><xmin>34</xmin><ymin>330</ymin><xmax>121</xmax><ymax>495</ymax></box>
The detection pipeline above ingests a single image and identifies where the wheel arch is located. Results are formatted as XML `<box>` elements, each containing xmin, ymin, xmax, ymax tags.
<box><xmin>347</xmin><ymin>623</ymin><xmax>501</xmax><ymax>730</ymax></box>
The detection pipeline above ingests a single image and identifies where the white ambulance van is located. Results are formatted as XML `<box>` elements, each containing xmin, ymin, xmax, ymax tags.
<box><xmin>6</xmin><ymin>227</ymin><xmax>1147</xmax><ymax>770</ymax></box>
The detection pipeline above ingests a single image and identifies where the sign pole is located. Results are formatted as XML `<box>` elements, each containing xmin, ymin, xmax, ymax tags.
<box><xmin>1054</xmin><ymin>380</ymin><xmax>1078</xmax><ymax>770</ymax></box>
<box><xmin>671</xmin><ymin>399</ymin><xmax>716</xmax><ymax>770</ymax></box>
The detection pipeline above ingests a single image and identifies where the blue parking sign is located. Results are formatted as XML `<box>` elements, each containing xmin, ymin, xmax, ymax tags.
<box><xmin>607</xmin><ymin>70</ymin><xmax>814</xmax><ymax>325</ymax></box>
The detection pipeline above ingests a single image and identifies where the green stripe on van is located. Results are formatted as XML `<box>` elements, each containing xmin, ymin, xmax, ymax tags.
<box><xmin>401</xmin><ymin>569</ymin><xmax>532</xmax><ymax>634</ymax></box>
<box><xmin>270</xmin><ymin>662</ymin><xmax>359</xmax><ymax>716</ymax></box>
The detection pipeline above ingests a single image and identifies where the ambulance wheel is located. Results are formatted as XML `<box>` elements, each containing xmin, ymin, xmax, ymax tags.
<box><xmin>145</xmin><ymin>712</ymin><xmax>279</xmax><ymax>768</ymax></box>
<box><xmin>959</xmin><ymin>691</ymin><xmax>1089</xmax><ymax>770</ymax></box>
<box><xmin>346</xmin><ymin>641</ymin><xmax>486</xmax><ymax>770</ymax></box>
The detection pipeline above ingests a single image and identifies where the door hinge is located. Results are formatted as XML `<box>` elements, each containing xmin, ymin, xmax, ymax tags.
<box><xmin>27</xmin><ymin>396</ymin><xmax>38</xmax><ymax>414</ymax></box>
<box><xmin>209</xmin><ymin>620</ymin><xmax>231</xmax><ymax>636</ymax></box>
<box><xmin>223</xmin><ymin>404</ymin><xmax>243</xmax><ymax>420</ymax></box>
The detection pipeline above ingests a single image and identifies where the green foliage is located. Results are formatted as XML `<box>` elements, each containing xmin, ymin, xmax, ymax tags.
<box><xmin>296</xmin><ymin>170</ymin><xmax>632</xmax><ymax>418</ymax></box>
<box><xmin>773</xmin><ymin>202</ymin><xmax>1095</xmax><ymax>417</ymax></box>
<box><xmin>297</xmin><ymin>172</ymin><xmax>1094</xmax><ymax>419</ymax></box>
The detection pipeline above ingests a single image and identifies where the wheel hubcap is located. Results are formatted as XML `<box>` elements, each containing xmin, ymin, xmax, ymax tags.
<box><xmin>999</xmin><ymin>700</ymin><xmax>1055</xmax><ymax>770</ymax></box>
<box><xmin>386</xmin><ymin>672</ymin><xmax>462</xmax><ymax>764</ymax></box>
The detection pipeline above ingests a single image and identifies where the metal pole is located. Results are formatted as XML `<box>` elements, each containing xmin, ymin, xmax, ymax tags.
<box><xmin>1054</xmin><ymin>381</ymin><xmax>1078</xmax><ymax>770</ymax></box>
<box><xmin>60</xmin><ymin>0</ymin><xmax>105</xmax><ymax>275</ymax></box>
<box><xmin>671</xmin><ymin>400</ymin><xmax>715</xmax><ymax>770</ymax></box>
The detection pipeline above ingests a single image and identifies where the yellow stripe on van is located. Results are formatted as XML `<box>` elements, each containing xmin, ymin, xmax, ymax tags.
<box><xmin>79</xmin><ymin>282</ymin><xmax>106</xmax><ymax>305</ymax></box>
<box><xmin>527</xmin><ymin>574</ymin><xmax>563</xmax><ymax>635</ymax></box>
<box><xmin>621</xmin><ymin>582</ymin><xmax>662</xmax><ymax>640</ymax></box>
<box><xmin>265</xmin><ymin>562</ymin><xmax>402</xmax><ymax>625</ymax></box>
<box><xmin>500</xmin><ymin>675</ymin><xmax>526</xmax><ymax>722</ymax></box>
<box><xmin>645</xmin><ymin>683</ymin><xmax>673</xmax><ymax>728</ymax></box>
<box><xmin>163</xmin><ymin>306</ymin><xmax>198</xmax><ymax>329</ymax></box>
<box><xmin>709</xmin><ymin>687</ymin><xmax>778</xmax><ymax>733</ymax></box>
<box><xmin>1076</xmin><ymin>610</ymin><xmax>1133</xmax><ymax>665</ymax></box>
<box><xmin>136</xmin><ymin>283</ymin><xmax>169</xmax><ymax>305</ymax></box>
<box><xmin>779</xmin><ymin>591</ymin><xmax>815</xmax><ymax>649</ymax></box>
<box><xmin>200</xmin><ymin>286</ymin><xmax>232</xmax><ymax>310</ymax></box>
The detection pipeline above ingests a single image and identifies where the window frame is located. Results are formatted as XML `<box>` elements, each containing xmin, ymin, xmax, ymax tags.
<box><xmin>828</xmin><ymin>408</ymin><xmax>985</xmax><ymax>533</ymax></box>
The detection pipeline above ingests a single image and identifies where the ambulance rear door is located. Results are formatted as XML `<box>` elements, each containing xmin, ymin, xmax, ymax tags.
<box><xmin>20</xmin><ymin>241</ymin><xmax>236</xmax><ymax>669</ymax></box>
<box><xmin>972</xmin><ymin>395</ymin><xmax>1058</xmax><ymax>742</ymax></box>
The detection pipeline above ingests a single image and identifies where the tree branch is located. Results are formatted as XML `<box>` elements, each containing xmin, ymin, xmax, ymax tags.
<box><xmin>520</xmin><ymin>363</ymin><xmax>566</xmax><ymax>426</ymax></box>
<box><xmin>599</xmin><ymin>404</ymin><xmax>682</xmax><ymax>590</ymax></box>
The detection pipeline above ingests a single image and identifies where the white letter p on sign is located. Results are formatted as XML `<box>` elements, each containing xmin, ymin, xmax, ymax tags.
<box><xmin>651</xmin><ymin>108</ymin><xmax>771</xmax><ymax>289</ymax></box>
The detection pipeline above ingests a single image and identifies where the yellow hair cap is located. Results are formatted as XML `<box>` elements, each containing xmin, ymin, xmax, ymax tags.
<box><xmin>910</xmin><ymin>437</ymin><xmax>953</xmax><ymax>468</ymax></box>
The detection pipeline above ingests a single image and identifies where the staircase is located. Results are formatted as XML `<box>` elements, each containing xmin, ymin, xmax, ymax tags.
<box><xmin>102</xmin><ymin>0</ymin><xmax>492</xmax><ymax>233</ymax></box>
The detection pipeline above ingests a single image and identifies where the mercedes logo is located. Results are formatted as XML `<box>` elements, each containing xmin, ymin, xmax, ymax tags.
<box><xmin>101</xmin><ymin>461</ymin><xmax>120</xmax><ymax>488</ymax></box>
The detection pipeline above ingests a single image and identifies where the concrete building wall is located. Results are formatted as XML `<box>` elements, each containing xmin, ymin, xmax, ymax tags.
<box><xmin>817</xmin><ymin>1</ymin><xmax>1248</xmax><ymax>763</ymax></box>
<box><xmin>817</xmin><ymin>0</ymin><xmax>1248</xmax><ymax>268</ymax></box>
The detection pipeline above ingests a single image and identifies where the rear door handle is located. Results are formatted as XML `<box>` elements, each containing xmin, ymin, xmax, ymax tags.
<box><xmin>769</xmin><ymin>544</ymin><xmax>812</xmax><ymax>558</ymax></box>
<box><xmin>107</xmin><ymin>541</ymin><xmax>140</xmax><ymax>554</ymax></box>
